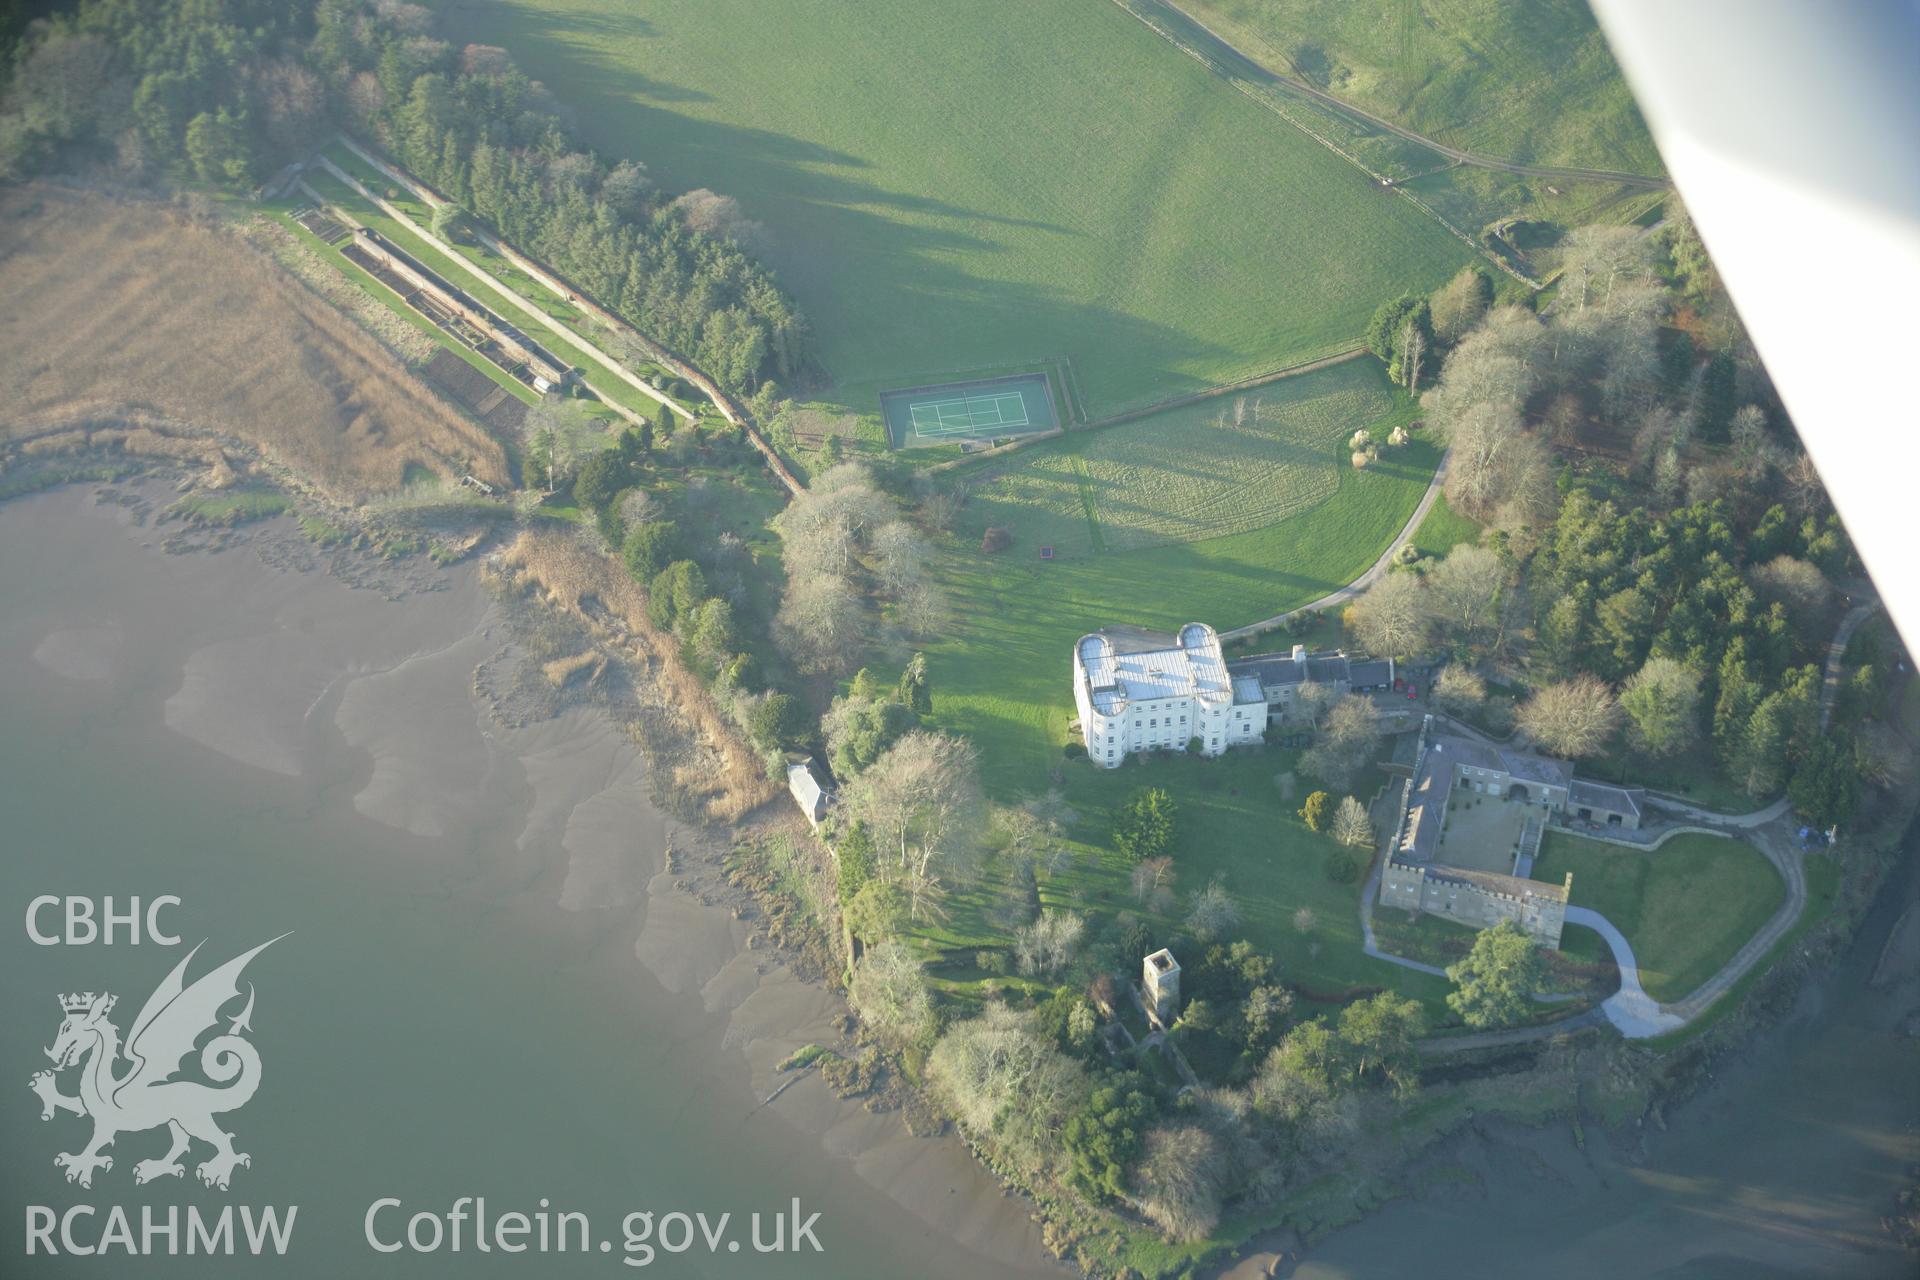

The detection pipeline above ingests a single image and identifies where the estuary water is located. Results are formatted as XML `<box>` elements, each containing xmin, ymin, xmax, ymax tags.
<box><xmin>0</xmin><ymin>484</ymin><xmax>1063</xmax><ymax>1279</ymax></box>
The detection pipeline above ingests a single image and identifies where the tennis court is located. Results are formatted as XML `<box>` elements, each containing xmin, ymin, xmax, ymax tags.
<box><xmin>881</xmin><ymin>372</ymin><xmax>1059</xmax><ymax>449</ymax></box>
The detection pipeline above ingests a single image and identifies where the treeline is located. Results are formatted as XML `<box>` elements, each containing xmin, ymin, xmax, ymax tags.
<box><xmin>1343</xmin><ymin>217</ymin><xmax>1885</xmax><ymax>824</ymax></box>
<box><xmin>542</xmin><ymin>411</ymin><xmax>815</xmax><ymax>773</ymax></box>
<box><xmin>1402</xmin><ymin>216</ymin><xmax>1793</xmax><ymax>530</ymax></box>
<box><xmin>0</xmin><ymin>0</ymin><xmax>809</xmax><ymax>396</ymax></box>
<box><xmin>309</xmin><ymin>1</ymin><xmax>806</xmax><ymax>392</ymax></box>
<box><xmin>1351</xmin><ymin>489</ymin><xmax>1870</xmax><ymax>822</ymax></box>
<box><xmin>0</xmin><ymin>0</ymin><xmax>321</xmax><ymax>183</ymax></box>
<box><xmin>770</xmin><ymin>462</ymin><xmax>946</xmax><ymax>678</ymax></box>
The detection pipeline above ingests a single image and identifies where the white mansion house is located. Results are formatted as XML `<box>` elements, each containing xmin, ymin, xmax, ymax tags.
<box><xmin>1072</xmin><ymin>623</ymin><xmax>1396</xmax><ymax>768</ymax></box>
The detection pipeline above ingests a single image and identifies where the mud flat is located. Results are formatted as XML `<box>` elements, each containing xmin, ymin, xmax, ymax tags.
<box><xmin>0</xmin><ymin>480</ymin><xmax>1061</xmax><ymax>1279</ymax></box>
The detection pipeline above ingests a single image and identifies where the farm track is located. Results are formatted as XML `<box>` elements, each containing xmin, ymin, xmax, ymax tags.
<box><xmin>1129</xmin><ymin>0</ymin><xmax>1671</xmax><ymax>190</ymax></box>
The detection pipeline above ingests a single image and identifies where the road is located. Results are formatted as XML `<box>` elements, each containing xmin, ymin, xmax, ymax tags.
<box><xmin>1222</xmin><ymin>449</ymin><xmax>1448</xmax><ymax>643</ymax></box>
<box><xmin>1820</xmin><ymin>596</ymin><xmax>1882</xmax><ymax>729</ymax></box>
<box><xmin>1131</xmin><ymin>0</ymin><xmax>1670</xmax><ymax>190</ymax></box>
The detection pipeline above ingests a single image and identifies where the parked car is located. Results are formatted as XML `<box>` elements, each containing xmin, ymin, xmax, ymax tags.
<box><xmin>1406</xmin><ymin>684</ymin><xmax>1419</xmax><ymax>699</ymax></box>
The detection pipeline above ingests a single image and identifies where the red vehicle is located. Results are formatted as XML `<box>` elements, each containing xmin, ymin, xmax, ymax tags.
<box><xmin>1406</xmin><ymin>684</ymin><xmax>1419</xmax><ymax>699</ymax></box>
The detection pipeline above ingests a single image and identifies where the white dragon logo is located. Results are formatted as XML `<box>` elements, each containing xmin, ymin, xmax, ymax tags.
<box><xmin>28</xmin><ymin>936</ymin><xmax>284</xmax><ymax>1191</ymax></box>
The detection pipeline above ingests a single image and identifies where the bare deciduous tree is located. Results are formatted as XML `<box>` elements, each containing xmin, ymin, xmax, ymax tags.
<box><xmin>927</xmin><ymin>1005</ymin><xmax>1085</xmax><ymax>1175</ymax></box>
<box><xmin>1433</xmin><ymin>666</ymin><xmax>1487</xmax><ymax>714</ymax></box>
<box><xmin>1429</xmin><ymin>266</ymin><xmax>1491</xmax><ymax>344</ymax></box>
<box><xmin>1785</xmin><ymin>452</ymin><xmax>1826</xmax><ymax>516</ymax></box>
<box><xmin>1556</xmin><ymin>225</ymin><xmax>1656</xmax><ymax>313</ymax></box>
<box><xmin>1427</xmin><ymin>543</ymin><xmax>1506</xmax><ymax>647</ymax></box>
<box><xmin>1516</xmin><ymin>675</ymin><xmax>1621</xmax><ymax>759</ymax></box>
<box><xmin>1331</xmin><ymin>795</ymin><xmax>1373</xmax><ymax>848</ymax></box>
<box><xmin>1400</xmin><ymin>318</ymin><xmax>1426</xmax><ymax>393</ymax></box>
<box><xmin>671</xmin><ymin>188</ymin><xmax>763</xmax><ymax>247</ymax></box>
<box><xmin>1750</xmin><ymin>554</ymin><xmax>1834</xmax><ymax>644</ymax></box>
<box><xmin>871</xmin><ymin>519</ymin><xmax>929</xmax><ymax>595</ymax></box>
<box><xmin>1301</xmin><ymin>695</ymin><xmax>1384</xmax><ymax>790</ymax></box>
<box><xmin>1434</xmin><ymin>397</ymin><xmax>1528</xmax><ymax>518</ymax></box>
<box><xmin>1132</xmin><ymin>1126</ymin><xmax>1227</xmax><ymax>1242</ymax></box>
<box><xmin>843</xmin><ymin>731</ymin><xmax>986</xmax><ymax>920</ymax></box>
<box><xmin>1185</xmin><ymin>878</ymin><xmax>1241</xmax><ymax>942</ymax></box>
<box><xmin>848</xmin><ymin>940</ymin><xmax>934</xmax><ymax>1049</ymax></box>
<box><xmin>1346</xmin><ymin>572</ymin><xmax>1431</xmax><ymax>658</ymax></box>
<box><xmin>771</xmin><ymin>464</ymin><xmax>948</xmax><ymax>672</ymax></box>
<box><xmin>1013</xmin><ymin>910</ymin><xmax>1086</xmax><ymax>979</ymax></box>
<box><xmin>1131</xmin><ymin>856</ymin><xmax>1176</xmax><ymax>911</ymax></box>
<box><xmin>774</xmin><ymin>572</ymin><xmax>870</xmax><ymax>675</ymax></box>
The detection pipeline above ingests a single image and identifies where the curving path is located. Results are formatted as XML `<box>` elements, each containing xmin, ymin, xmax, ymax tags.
<box><xmin>1222</xmin><ymin>449</ymin><xmax>1449</xmax><ymax>643</ymax></box>
<box><xmin>1564</xmin><ymin>906</ymin><xmax>1683</xmax><ymax>1036</ymax></box>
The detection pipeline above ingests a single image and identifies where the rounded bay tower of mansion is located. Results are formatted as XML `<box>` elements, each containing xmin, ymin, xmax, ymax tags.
<box><xmin>1072</xmin><ymin>623</ymin><xmax>1266</xmax><ymax>767</ymax></box>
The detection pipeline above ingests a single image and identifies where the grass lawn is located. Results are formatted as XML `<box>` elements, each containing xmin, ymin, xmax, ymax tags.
<box><xmin>439</xmin><ymin>0</ymin><xmax>1472</xmax><ymax>419</ymax></box>
<box><xmin>1406</xmin><ymin>491</ymin><xmax>1481</xmax><ymax>559</ymax></box>
<box><xmin>1646</xmin><ymin>851</ymin><xmax>1840</xmax><ymax>1048</ymax></box>
<box><xmin>1171</xmin><ymin>0</ymin><xmax>1663</xmax><ymax>176</ymax></box>
<box><xmin>959</xmin><ymin>358</ymin><xmax>1413</xmax><ymax>558</ymax></box>
<box><xmin>1533</xmin><ymin>831</ymin><xmax>1786</xmax><ymax>1003</ymax></box>
<box><xmin>895</xmin><ymin>363</ymin><xmax>1448</xmax><ymax>1015</ymax></box>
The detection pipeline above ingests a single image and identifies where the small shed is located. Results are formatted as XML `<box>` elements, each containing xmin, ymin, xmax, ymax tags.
<box><xmin>786</xmin><ymin>758</ymin><xmax>832</xmax><ymax>828</ymax></box>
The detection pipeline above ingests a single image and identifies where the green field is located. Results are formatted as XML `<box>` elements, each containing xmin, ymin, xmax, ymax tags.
<box><xmin>440</xmin><ymin>0</ymin><xmax>1473</xmax><ymax>418</ymax></box>
<box><xmin>1534</xmin><ymin>832</ymin><xmax>1786</xmax><ymax>1003</ymax></box>
<box><xmin>1174</xmin><ymin>0</ymin><xmax>1664</xmax><ymax>176</ymax></box>
<box><xmin>921</xmin><ymin>362</ymin><xmax>1438</xmax><ymax>796</ymax></box>
<box><xmin>962</xmin><ymin>358</ymin><xmax>1412</xmax><ymax>557</ymax></box>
